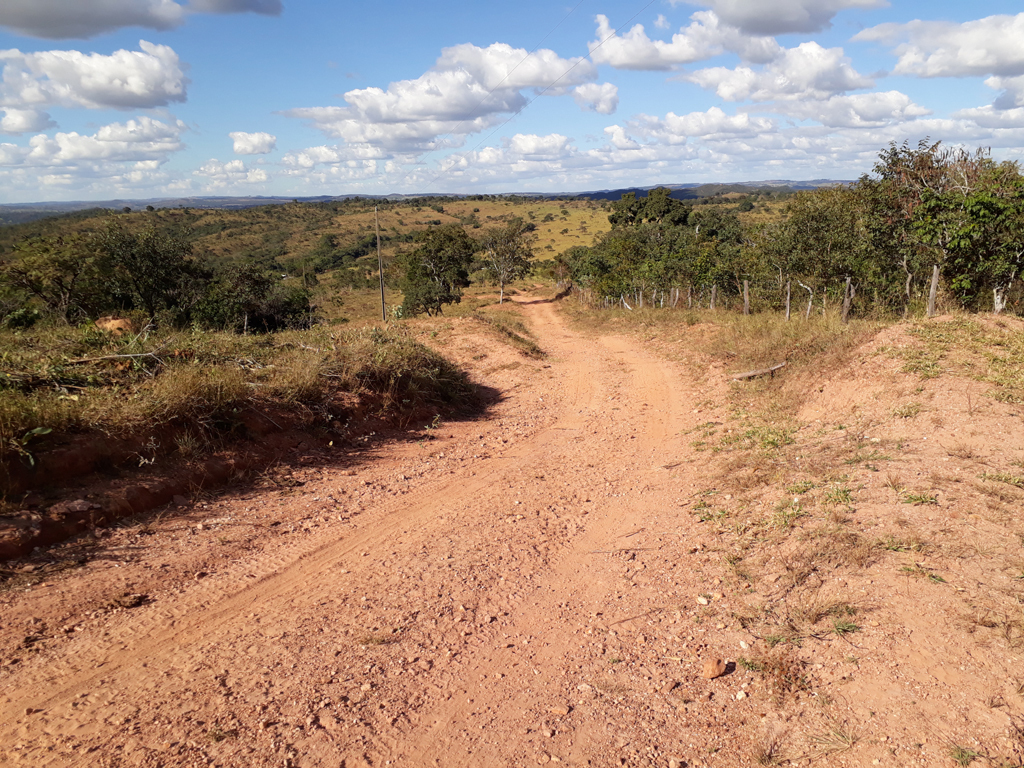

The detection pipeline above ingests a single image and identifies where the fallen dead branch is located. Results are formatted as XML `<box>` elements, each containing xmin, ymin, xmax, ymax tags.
<box><xmin>731</xmin><ymin>361</ymin><xmax>787</xmax><ymax>381</ymax></box>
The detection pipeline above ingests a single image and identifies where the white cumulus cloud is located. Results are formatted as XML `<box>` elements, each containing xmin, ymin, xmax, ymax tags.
<box><xmin>985</xmin><ymin>75</ymin><xmax>1024</xmax><ymax>110</ymax></box>
<box><xmin>194</xmin><ymin>157</ymin><xmax>268</xmax><ymax>188</ymax></box>
<box><xmin>0</xmin><ymin>0</ymin><xmax>280</xmax><ymax>40</ymax></box>
<box><xmin>0</xmin><ymin>41</ymin><xmax>187</xmax><ymax>134</ymax></box>
<box><xmin>0</xmin><ymin>108</ymin><xmax>54</xmax><ymax>134</ymax></box>
<box><xmin>678</xmin><ymin>0</ymin><xmax>887</xmax><ymax>36</ymax></box>
<box><xmin>229</xmin><ymin>131</ymin><xmax>276</xmax><ymax>154</ymax></box>
<box><xmin>589</xmin><ymin>11</ymin><xmax>780</xmax><ymax>71</ymax></box>
<box><xmin>855</xmin><ymin>14</ymin><xmax>1024</xmax><ymax>79</ymax></box>
<box><xmin>0</xmin><ymin>116</ymin><xmax>185</xmax><ymax>167</ymax></box>
<box><xmin>627</xmin><ymin>106</ymin><xmax>776</xmax><ymax>144</ymax></box>
<box><xmin>434</xmin><ymin>42</ymin><xmax>595</xmax><ymax>91</ymax></box>
<box><xmin>573</xmin><ymin>83</ymin><xmax>618</xmax><ymax>115</ymax></box>
<box><xmin>782</xmin><ymin>91</ymin><xmax>931</xmax><ymax>127</ymax></box>
<box><xmin>604</xmin><ymin>126</ymin><xmax>640</xmax><ymax>150</ymax></box>
<box><xmin>285</xmin><ymin>42</ymin><xmax>601</xmax><ymax>154</ymax></box>
<box><xmin>686</xmin><ymin>42</ymin><xmax>872</xmax><ymax>102</ymax></box>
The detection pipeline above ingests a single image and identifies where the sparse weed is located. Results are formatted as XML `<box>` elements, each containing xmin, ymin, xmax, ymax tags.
<box><xmin>175</xmin><ymin>428</ymin><xmax>205</xmax><ymax>459</ymax></box>
<box><xmin>833</xmin><ymin>619</ymin><xmax>860</xmax><ymax>636</ymax></box>
<box><xmin>358</xmin><ymin>633</ymin><xmax>398</xmax><ymax>646</ymax></box>
<box><xmin>738</xmin><ymin>656</ymin><xmax>764</xmax><ymax>672</ymax></box>
<box><xmin>809</xmin><ymin>721</ymin><xmax>858</xmax><ymax>755</ymax></box>
<box><xmin>207</xmin><ymin>727</ymin><xmax>237</xmax><ymax>743</ymax></box>
<box><xmin>899</xmin><ymin>350</ymin><xmax>942</xmax><ymax>379</ymax></box>
<box><xmin>947</xmin><ymin>744</ymin><xmax>980</xmax><ymax>766</ymax></box>
<box><xmin>901</xmin><ymin>564</ymin><xmax>946</xmax><ymax>583</ymax></box>
<box><xmin>892</xmin><ymin>402</ymin><xmax>923</xmax><ymax>419</ymax></box>
<box><xmin>980</xmin><ymin>472</ymin><xmax>1024</xmax><ymax>489</ymax></box>
<box><xmin>902</xmin><ymin>492</ymin><xmax>939</xmax><ymax>505</ymax></box>
<box><xmin>877</xmin><ymin>534</ymin><xmax>925</xmax><ymax>553</ymax></box>
<box><xmin>771</xmin><ymin>500</ymin><xmax>805</xmax><ymax>529</ymax></box>
<box><xmin>753</xmin><ymin>731</ymin><xmax>785</xmax><ymax>766</ymax></box>
<box><xmin>946</xmin><ymin>443</ymin><xmax>977</xmax><ymax>460</ymax></box>
<box><xmin>755</xmin><ymin>646</ymin><xmax>810</xmax><ymax>699</ymax></box>
<box><xmin>470</xmin><ymin>311</ymin><xmax>545</xmax><ymax>358</ymax></box>
<box><xmin>824</xmin><ymin>483</ymin><xmax>853</xmax><ymax>506</ymax></box>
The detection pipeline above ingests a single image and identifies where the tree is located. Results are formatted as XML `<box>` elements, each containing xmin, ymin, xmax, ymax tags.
<box><xmin>858</xmin><ymin>140</ymin><xmax>1024</xmax><ymax>311</ymax></box>
<box><xmin>95</xmin><ymin>222</ymin><xmax>204</xmax><ymax>322</ymax></box>
<box><xmin>0</xmin><ymin>234</ymin><xmax>105</xmax><ymax>322</ymax></box>
<box><xmin>480</xmin><ymin>218</ymin><xmax>534</xmax><ymax>303</ymax></box>
<box><xmin>399</xmin><ymin>224</ymin><xmax>477</xmax><ymax>316</ymax></box>
<box><xmin>911</xmin><ymin>152</ymin><xmax>1024</xmax><ymax>309</ymax></box>
<box><xmin>608</xmin><ymin>188</ymin><xmax>690</xmax><ymax>228</ymax></box>
<box><xmin>196</xmin><ymin>264</ymin><xmax>315</xmax><ymax>332</ymax></box>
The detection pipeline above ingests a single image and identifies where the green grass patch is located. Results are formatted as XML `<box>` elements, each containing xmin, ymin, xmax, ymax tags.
<box><xmin>979</xmin><ymin>471</ymin><xmax>1024</xmax><ymax>489</ymax></box>
<box><xmin>902</xmin><ymin>492</ymin><xmax>938</xmax><ymax>505</ymax></box>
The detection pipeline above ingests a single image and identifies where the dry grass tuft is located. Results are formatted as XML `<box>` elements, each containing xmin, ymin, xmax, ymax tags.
<box><xmin>809</xmin><ymin>719</ymin><xmax>858</xmax><ymax>756</ymax></box>
<box><xmin>752</xmin><ymin>730</ymin><xmax>786</xmax><ymax>766</ymax></box>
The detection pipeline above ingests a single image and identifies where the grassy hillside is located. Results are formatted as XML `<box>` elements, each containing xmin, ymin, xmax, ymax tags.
<box><xmin>0</xmin><ymin>197</ymin><xmax>613</xmax><ymax>280</ymax></box>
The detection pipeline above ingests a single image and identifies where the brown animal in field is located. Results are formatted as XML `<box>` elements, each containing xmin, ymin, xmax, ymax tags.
<box><xmin>95</xmin><ymin>316</ymin><xmax>135</xmax><ymax>336</ymax></box>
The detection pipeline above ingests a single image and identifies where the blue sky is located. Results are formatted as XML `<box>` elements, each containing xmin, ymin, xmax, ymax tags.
<box><xmin>2</xmin><ymin>0</ymin><xmax>1024</xmax><ymax>203</ymax></box>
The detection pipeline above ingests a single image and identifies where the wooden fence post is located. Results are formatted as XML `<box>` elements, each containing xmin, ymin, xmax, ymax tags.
<box><xmin>743</xmin><ymin>280</ymin><xmax>750</xmax><ymax>315</ymax></box>
<box><xmin>785</xmin><ymin>280</ymin><xmax>791</xmax><ymax>321</ymax></box>
<box><xmin>710</xmin><ymin>285</ymin><xmax>717</xmax><ymax>310</ymax></box>
<box><xmin>927</xmin><ymin>264</ymin><xmax>939</xmax><ymax>318</ymax></box>
<box><xmin>841</xmin><ymin>277</ymin><xmax>853</xmax><ymax>324</ymax></box>
<box><xmin>798</xmin><ymin>280</ymin><xmax>813</xmax><ymax>320</ymax></box>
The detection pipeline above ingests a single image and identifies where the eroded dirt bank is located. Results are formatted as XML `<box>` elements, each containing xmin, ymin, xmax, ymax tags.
<box><xmin>1</xmin><ymin>295</ymin><xmax>1022</xmax><ymax>767</ymax></box>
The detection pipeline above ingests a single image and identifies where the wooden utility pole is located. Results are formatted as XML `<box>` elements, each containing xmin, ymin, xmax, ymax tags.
<box><xmin>375</xmin><ymin>206</ymin><xmax>386</xmax><ymax>323</ymax></box>
<box><xmin>927</xmin><ymin>264</ymin><xmax>939</xmax><ymax>318</ymax></box>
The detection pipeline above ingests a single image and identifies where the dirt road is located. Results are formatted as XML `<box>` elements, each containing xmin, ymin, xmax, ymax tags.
<box><xmin>11</xmin><ymin>299</ymin><xmax>1021</xmax><ymax>767</ymax></box>
<box><xmin>3</xmin><ymin>296</ymin><xmax>746</xmax><ymax>768</ymax></box>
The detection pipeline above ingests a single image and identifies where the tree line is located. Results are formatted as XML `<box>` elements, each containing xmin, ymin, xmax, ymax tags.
<box><xmin>0</xmin><ymin>212</ymin><xmax>537</xmax><ymax>330</ymax></box>
<box><xmin>559</xmin><ymin>141</ymin><xmax>1024</xmax><ymax>317</ymax></box>
<box><xmin>0</xmin><ymin>220</ymin><xmax>314</xmax><ymax>332</ymax></box>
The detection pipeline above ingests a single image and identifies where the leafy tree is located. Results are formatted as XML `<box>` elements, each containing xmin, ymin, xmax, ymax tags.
<box><xmin>95</xmin><ymin>222</ymin><xmax>205</xmax><ymax>322</ymax></box>
<box><xmin>608</xmin><ymin>188</ymin><xmax>690</xmax><ymax>228</ymax></box>
<box><xmin>642</xmin><ymin>187</ymin><xmax>691</xmax><ymax>226</ymax></box>
<box><xmin>196</xmin><ymin>263</ymin><xmax>314</xmax><ymax>332</ymax></box>
<box><xmin>0</xmin><ymin>234</ymin><xmax>106</xmax><ymax>322</ymax></box>
<box><xmin>782</xmin><ymin>188</ymin><xmax>870</xmax><ymax>287</ymax></box>
<box><xmin>399</xmin><ymin>224</ymin><xmax>477</xmax><ymax>316</ymax></box>
<box><xmin>911</xmin><ymin>151</ymin><xmax>1024</xmax><ymax>309</ymax></box>
<box><xmin>859</xmin><ymin>140</ymin><xmax>1024</xmax><ymax>311</ymax></box>
<box><xmin>480</xmin><ymin>217</ymin><xmax>534</xmax><ymax>303</ymax></box>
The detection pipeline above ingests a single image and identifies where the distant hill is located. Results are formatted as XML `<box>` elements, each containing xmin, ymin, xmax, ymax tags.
<box><xmin>567</xmin><ymin>180</ymin><xmax>851</xmax><ymax>202</ymax></box>
<box><xmin>0</xmin><ymin>180</ymin><xmax>854</xmax><ymax>227</ymax></box>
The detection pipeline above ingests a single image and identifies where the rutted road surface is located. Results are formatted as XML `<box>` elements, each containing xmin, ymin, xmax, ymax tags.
<box><xmin>1</xmin><ymin>297</ymin><xmax>755</xmax><ymax>768</ymax></box>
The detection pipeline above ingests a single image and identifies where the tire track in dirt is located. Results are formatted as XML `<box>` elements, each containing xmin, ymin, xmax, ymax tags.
<box><xmin>0</xmin><ymin>298</ymin><xmax>623</xmax><ymax>757</ymax></box>
<box><xmin>405</xmin><ymin>302</ymin><xmax>689</xmax><ymax>766</ymax></box>
<box><xmin>1</xmin><ymin>297</ymin><xmax>705</xmax><ymax>768</ymax></box>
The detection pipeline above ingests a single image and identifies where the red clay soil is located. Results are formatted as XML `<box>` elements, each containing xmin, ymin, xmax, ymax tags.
<box><xmin>1</xmin><ymin>294</ymin><xmax>1023</xmax><ymax>767</ymax></box>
